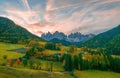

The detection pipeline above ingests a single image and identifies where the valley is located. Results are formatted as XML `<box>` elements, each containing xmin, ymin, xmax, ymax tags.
<box><xmin>0</xmin><ymin>0</ymin><xmax>120</xmax><ymax>77</ymax></box>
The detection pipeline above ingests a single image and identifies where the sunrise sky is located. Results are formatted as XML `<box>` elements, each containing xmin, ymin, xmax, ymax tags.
<box><xmin>0</xmin><ymin>0</ymin><xmax>120</xmax><ymax>36</ymax></box>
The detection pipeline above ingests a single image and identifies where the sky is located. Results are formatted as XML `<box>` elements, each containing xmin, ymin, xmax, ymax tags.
<box><xmin>0</xmin><ymin>0</ymin><xmax>120</xmax><ymax>36</ymax></box>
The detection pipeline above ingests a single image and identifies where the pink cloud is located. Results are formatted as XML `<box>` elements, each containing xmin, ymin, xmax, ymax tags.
<box><xmin>4</xmin><ymin>8</ymin><xmax>41</xmax><ymax>25</ymax></box>
<box><xmin>1</xmin><ymin>0</ymin><xmax>120</xmax><ymax>36</ymax></box>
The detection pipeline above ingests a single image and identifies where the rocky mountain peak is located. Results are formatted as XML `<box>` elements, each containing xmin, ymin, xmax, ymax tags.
<box><xmin>41</xmin><ymin>31</ymin><xmax>95</xmax><ymax>44</ymax></box>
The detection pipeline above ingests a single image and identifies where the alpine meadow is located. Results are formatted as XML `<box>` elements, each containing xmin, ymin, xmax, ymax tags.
<box><xmin>0</xmin><ymin>0</ymin><xmax>120</xmax><ymax>78</ymax></box>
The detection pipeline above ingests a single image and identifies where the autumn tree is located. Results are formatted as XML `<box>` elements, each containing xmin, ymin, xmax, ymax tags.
<box><xmin>69</xmin><ymin>45</ymin><xmax>77</xmax><ymax>53</ymax></box>
<box><xmin>55</xmin><ymin>43</ymin><xmax>62</xmax><ymax>50</ymax></box>
<box><xmin>9</xmin><ymin>59</ymin><xmax>14</xmax><ymax>67</ymax></box>
<box><xmin>25</xmin><ymin>39</ymin><xmax>44</xmax><ymax>57</ymax></box>
<box><xmin>16</xmin><ymin>58</ymin><xmax>21</xmax><ymax>65</ymax></box>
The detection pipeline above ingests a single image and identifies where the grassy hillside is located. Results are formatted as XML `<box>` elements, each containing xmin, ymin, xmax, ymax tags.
<box><xmin>82</xmin><ymin>25</ymin><xmax>120</xmax><ymax>48</ymax></box>
<box><xmin>81</xmin><ymin>25</ymin><xmax>120</xmax><ymax>55</ymax></box>
<box><xmin>0</xmin><ymin>17</ymin><xmax>43</xmax><ymax>44</ymax></box>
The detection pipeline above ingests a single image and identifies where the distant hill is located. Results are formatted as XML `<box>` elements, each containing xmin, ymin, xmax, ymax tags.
<box><xmin>0</xmin><ymin>17</ymin><xmax>43</xmax><ymax>43</ymax></box>
<box><xmin>41</xmin><ymin>31</ymin><xmax>94</xmax><ymax>46</ymax></box>
<box><xmin>82</xmin><ymin>25</ymin><xmax>120</xmax><ymax>55</ymax></box>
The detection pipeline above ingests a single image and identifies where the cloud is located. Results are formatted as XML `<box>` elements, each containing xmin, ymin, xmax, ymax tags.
<box><xmin>0</xmin><ymin>0</ymin><xmax>120</xmax><ymax>36</ymax></box>
<box><xmin>26</xmin><ymin>22</ymin><xmax>56</xmax><ymax>36</ymax></box>
<box><xmin>21</xmin><ymin>0</ymin><xmax>30</xmax><ymax>10</ymax></box>
<box><xmin>69</xmin><ymin>5</ymin><xmax>120</xmax><ymax>34</ymax></box>
<box><xmin>44</xmin><ymin>0</ymin><xmax>84</xmax><ymax>21</ymax></box>
<box><xmin>0</xmin><ymin>0</ymin><xmax>44</xmax><ymax>26</ymax></box>
<box><xmin>4</xmin><ymin>8</ymin><xmax>41</xmax><ymax>25</ymax></box>
<box><xmin>31</xmin><ymin>0</ymin><xmax>120</xmax><ymax>35</ymax></box>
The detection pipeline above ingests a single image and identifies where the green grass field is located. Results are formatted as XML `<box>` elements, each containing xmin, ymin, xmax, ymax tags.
<box><xmin>75</xmin><ymin>70</ymin><xmax>120</xmax><ymax>78</ymax></box>
<box><xmin>0</xmin><ymin>66</ymin><xmax>71</xmax><ymax>78</ymax></box>
<box><xmin>0</xmin><ymin>66</ymin><xmax>120</xmax><ymax>78</ymax></box>
<box><xmin>0</xmin><ymin>42</ymin><xmax>25</xmax><ymax>63</ymax></box>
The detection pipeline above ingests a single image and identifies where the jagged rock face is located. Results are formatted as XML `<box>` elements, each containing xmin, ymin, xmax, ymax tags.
<box><xmin>41</xmin><ymin>31</ymin><xmax>95</xmax><ymax>43</ymax></box>
<box><xmin>41</xmin><ymin>32</ymin><xmax>53</xmax><ymax>41</ymax></box>
<box><xmin>41</xmin><ymin>31</ymin><xmax>67</xmax><ymax>41</ymax></box>
<box><xmin>53</xmin><ymin>31</ymin><xmax>67</xmax><ymax>40</ymax></box>
<box><xmin>67</xmin><ymin>32</ymin><xmax>94</xmax><ymax>42</ymax></box>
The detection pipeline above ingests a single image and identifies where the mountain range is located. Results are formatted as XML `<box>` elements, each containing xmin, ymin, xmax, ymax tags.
<box><xmin>0</xmin><ymin>16</ymin><xmax>119</xmax><ymax>55</ymax></box>
<box><xmin>41</xmin><ymin>31</ymin><xmax>95</xmax><ymax>45</ymax></box>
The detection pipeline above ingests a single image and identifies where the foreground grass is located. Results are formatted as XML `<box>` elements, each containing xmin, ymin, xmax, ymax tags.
<box><xmin>0</xmin><ymin>66</ymin><xmax>120</xmax><ymax>78</ymax></box>
<box><xmin>0</xmin><ymin>66</ymin><xmax>71</xmax><ymax>78</ymax></box>
<box><xmin>0</xmin><ymin>72</ymin><xmax>15</xmax><ymax>78</ymax></box>
<box><xmin>75</xmin><ymin>70</ymin><xmax>120</xmax><ymax>78</ymax></box>
<box><xmin>0</xmin><ymin>66</ymin><xmax>49</xmax><ymax>78</ymax></box>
